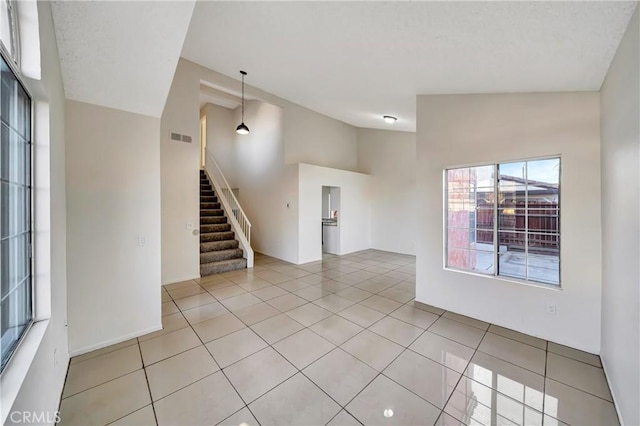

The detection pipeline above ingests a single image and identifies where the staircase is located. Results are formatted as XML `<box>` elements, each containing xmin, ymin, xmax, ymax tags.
<box><xmin>200</xmin><ymin>170</ymin><xmax>247</xmax><ymax>276</ymax></box>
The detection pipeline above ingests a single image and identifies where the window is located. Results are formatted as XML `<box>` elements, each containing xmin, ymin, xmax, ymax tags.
<box><xmin>0</xmin><ymin>0</ymin><xmax>19</xmax><ymax>65</ymax></box>
<box><xmin>1</xmin><ymin>51</ymin><xmax>32</xmax><ymax>372</ymax></box>
<box><xmin>445</xmin><ymin>158</ymin><xmax>560</xmax><ymax>286</ymax></box>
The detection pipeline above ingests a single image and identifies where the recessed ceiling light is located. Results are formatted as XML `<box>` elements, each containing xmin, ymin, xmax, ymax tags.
<box><xmin>383</xmin><ymin>115</ymin><xmax>397</xmax><ymax>124</ymax></box>
<box><xmin>383</xmin><ymin>409</ymin><xmax>394</xmax><ymax>418</ymax></box>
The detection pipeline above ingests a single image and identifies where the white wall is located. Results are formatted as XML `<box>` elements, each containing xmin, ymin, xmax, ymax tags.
<box><xmin>66</xmin><ymin>100</ymin><xmax>162</xmax><ymax>355</ymax></box>
<box><xmin>416</xmin><ymin>92</ymin><xmax>602</xmax><ymax>353</ymax></box>
<box><xmin>600</xmin><ymin>5</ymin><xmax>640</xmax><ymax>425</ymax></box>
<box><xmin>3</xmin><ymin>2</ymin><xmax>69</xmax><ymax>423</ymax></box>
<box><xmin>357</xmin><ymin>128</ymin><xmax>416</xmax><ymax>255</ymax></box>
<box><xmin>299</xmin><ymin>163</ymin><xmax>370</xmax><ymax>264</ymax></box>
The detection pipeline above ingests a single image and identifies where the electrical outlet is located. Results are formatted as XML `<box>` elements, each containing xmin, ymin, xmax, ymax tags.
<box><xmin>185</xmin><ymin>223</ymin><xmax>194</xmax><ymax>230</ymax></box>
<box><xmin>547</xmin><ymin>303</ymin><xmax>557</xmax><ymax>315</ymax></box>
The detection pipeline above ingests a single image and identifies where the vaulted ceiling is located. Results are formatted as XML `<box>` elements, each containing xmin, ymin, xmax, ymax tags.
<box><xmin>51</xmin><ymin>1</ymin><xmax>195</xmax><ymax>117</ymax></box>
<box><xmin>51</xmin><ymin>1</ymin><xmax>637</xmax><ymax>130</ymax></box>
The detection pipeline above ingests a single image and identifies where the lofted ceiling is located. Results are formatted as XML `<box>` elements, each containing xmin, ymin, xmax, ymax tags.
<box><xmin>51</xmin><ymin>1</ymin><xmax>195</xmax><ymax>118</ymax></box>
<box><xmin>182</xmin><ymin>1</ymin><xmax>637</xmax><ymax>132</ymax></box>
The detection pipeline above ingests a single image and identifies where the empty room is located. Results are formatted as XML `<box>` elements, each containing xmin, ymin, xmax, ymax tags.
<box><xmin>0</xmin><ymin>1</ymin><xmax>638</xmax><ymax>426</ymax></box>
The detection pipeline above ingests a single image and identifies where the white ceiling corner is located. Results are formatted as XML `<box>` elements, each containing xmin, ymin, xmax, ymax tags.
<box><xmin>182</xmin><ymin>1</ymin><xmax>637</xmax><ymax>132</ymax></box>
<box><xmin>51</xmin><ymin>0</ymin><xmax>196</xmax><ymax>118</ymax></box>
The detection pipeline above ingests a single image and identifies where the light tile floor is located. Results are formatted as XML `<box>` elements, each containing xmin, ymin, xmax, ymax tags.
<box><xmin>59</xmin><ymin>250</ymin><xmax>619</xmax><ymax>426</ymax></box>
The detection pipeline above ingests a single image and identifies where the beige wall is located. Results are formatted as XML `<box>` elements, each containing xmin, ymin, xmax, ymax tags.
<box><xmin>203</xmin><ymin>100</ymin><xmax>300</xmax><ymax>263</ymax></box>
<box><xmin>600</xmin><ymin>5</ymin><xmax>640</xmax><ymax>425</ymax></box>
<box><xmin>161</xmin><ymin>60</ymin><xmax>201</xmax><ymax>284</ymax></box>
<box><xmin>284</xmin><ymin>106</ymin><xmax>358</xmax><ymax>171</ymax></box>
<box><xmin>357</xmin><ymin>128</ymin><xmax>416</xmax><ymax>255</ymax></box>
<box><xmin>416</xmin><ymin>92</ymin><xmax>602</xmax><ymax>353</ymax></box>
<box><xmin>66</xmin><ymin>100</ymin><xmax>162</xmax><ymax>354</ymax></box>
<box><xmin>162</xmin><ymin>59</ymin><xmax>364</xmax><ymax>272</ymax></box>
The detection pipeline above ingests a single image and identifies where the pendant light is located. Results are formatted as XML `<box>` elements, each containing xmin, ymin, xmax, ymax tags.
<box><xmin>236</xmin><ymin>70</ymin><xmax>250</xmax><ymax>135</ymax></box>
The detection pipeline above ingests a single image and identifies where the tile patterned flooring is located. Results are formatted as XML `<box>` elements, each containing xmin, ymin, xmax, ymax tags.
<box><xmin>59</xmin><ymin>250</ymin><xmax>619</xmax><ymax>426</ymax></box>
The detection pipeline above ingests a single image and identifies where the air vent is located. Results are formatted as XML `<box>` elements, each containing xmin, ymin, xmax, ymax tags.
<box><xmin>170</xmin><ymin>131</ymin><xmax>192</xmax><ymax>143</ymax></box>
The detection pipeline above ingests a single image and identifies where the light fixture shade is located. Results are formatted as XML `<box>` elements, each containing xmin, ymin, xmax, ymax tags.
<box><xmin>236</xmin><ymin>122</ymin><xmax>250</xmax><ymax>135</ymax></box>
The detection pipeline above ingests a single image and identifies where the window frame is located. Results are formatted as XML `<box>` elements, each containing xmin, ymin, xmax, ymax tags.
<box><xmin>0</xmin><ymin>0</ymin><xmax>20</xmax><ymax>67</ymax></box>
<box><xmin>444</xmin><ymin>156</ymin><xmax>561</xmax><ymax>288</ymax></box>
<box><xmin>0</xmin><ymin>45</ymin><xmax>34</xmax><ymax>374</ymax></box>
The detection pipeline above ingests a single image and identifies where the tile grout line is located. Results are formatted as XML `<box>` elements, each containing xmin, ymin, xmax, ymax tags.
<box><xmin>175</xmin><ymin>298</ymin><xmax>263</xmax><ymax>426</ymax></box>
<box><xmin>543</xmin><ymin>339</ymin><xmax>549</xmax><ymax>422</ymax></box>
<box><xmin>441</xmin><ymin>327</ymin><xmax>490</xmax><ymax>424</ymax></box>
<box><xmin>195</xmin><ymin>259</ymin><xmax>422</xmax><ymax>424</ymax></box>
<box><xmin>67</xmin><ymin>339</ymin><xmax>139</xmax><ymax>367</ymax></box>
<box><xmin>60</xmin><ymin>364</ymin><xmax>142</xmax><ymax>400</ymax></box>
<box><xmin>55</xmin><ymin>358</ymin><xmax>72</xmax><ymax>424</ymax></box>
<box><xmin>136</xmin><ymin>343</ymin><xmax>158</xmax><ymax>426</ymax></box>
<box><xmin>204</xmin><ymin>277</ymin><xmax>349</xmax><ymax>417</ymax></box>
<box><xmin>291</xmin><ymin>296</ymin><xmax>445</xmax><ymax>423</ymax></box>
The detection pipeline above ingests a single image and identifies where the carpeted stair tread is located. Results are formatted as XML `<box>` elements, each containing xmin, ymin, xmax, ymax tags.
<box><xmin>200</xmin><ymin>248</ymin><xmax>243</xmax><ymax>264</ymax></box>
<box><xmin>201</xmin><ymin>209</ymin><xmax>224</xmax><ymax>217</ymax></box>
<box><xmin>201</xmin><ymin>190</ymin><xmax>216</xmax><ymax>196</ymax></box>
<box><xmin>200</xmin><ymin>240</ymin><xmax>239</xmax><ymax>252</ymax></box>
<box><xmin>202</xmin><ymin>223</ymin><xmax>231</xmax><ymax>233</ymax></box>
<box><xmin>201</xmin><ymin>216</ymin><xmax>227</xmax><ymax>225</ymax></box>
<box><xmin>200</xmin><ymin>196</ymin><xmax>218</xmax><ymax>203</ymax></box>
<box><xmin>200</xmin><ymin>258</ymin><xmax>247</xmax><ymax>275</ymax></box>
<box><xmin>200</xmin><ymin>202</ymin><xmax>221</xmax><ymax>209</ymax></box>
<box><xmin>200</xmin><ymin>231</ymin><xmax>235</xmax><ymax>242</ymax></box>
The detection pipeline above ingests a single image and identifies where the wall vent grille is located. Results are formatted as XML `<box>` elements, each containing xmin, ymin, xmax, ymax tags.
<box><xmin>170</xmin><ymin>132</ymin><xmax>192</xmax><ymax>143</ymax></box>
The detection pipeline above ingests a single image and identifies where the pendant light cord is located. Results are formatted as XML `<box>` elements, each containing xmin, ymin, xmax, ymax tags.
<box><xmin>240</xmin><ymin>70</ymin><xmax>247</xmax><ymax>122</ymax></box>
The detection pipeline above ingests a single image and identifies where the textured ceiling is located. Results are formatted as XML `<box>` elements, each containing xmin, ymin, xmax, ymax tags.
<box><xmin>182</xmin><ymin>1</ymin><xmax>637</xmax><ymax>131</ymax></box>
<box><xmin>51</xmin><ymin>1</ymin><xmax>195</xmax><ymax>117</ymax></box>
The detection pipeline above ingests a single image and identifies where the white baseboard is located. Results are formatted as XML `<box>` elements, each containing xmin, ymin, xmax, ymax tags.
<box><xmin>69</xmin><ymin>324</ymin><xmax>162</xmax><ymax>357</ymax></box>
<box><xmin>162</xmin><ymin>274</ymin><xmax>201</xmax><ymax>286</ymax></box>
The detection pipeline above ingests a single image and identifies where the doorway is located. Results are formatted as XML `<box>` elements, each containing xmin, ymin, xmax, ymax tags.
<box><xmin>322</xmin><ymin>186</ymin><xmax>340</xmax><ymax>254</ymax></box>
<box><xmin>199</xmin><ymin>116</ymin><xmax>207</xmax><ymax>169</ymax></box>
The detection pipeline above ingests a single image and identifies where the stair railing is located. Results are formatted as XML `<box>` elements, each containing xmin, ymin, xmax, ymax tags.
<box><xmin>204</xmin><ymin>153</ymin><xmax>254</xmax><ymax>268</ymax></box>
